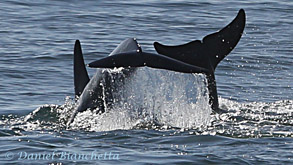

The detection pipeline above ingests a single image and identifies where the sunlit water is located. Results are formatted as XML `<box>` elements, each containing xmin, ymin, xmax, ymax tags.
<box><xmin>0</xmin><ymin>0</ymin><xmax>292</xmax><ymax>164</ymax></box>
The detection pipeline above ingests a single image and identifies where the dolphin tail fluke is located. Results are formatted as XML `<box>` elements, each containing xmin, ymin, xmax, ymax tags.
<box><xmin>88</xmin><ymin>51</ymin><xmax>209</xmax><ymax>74</ymax></box>
<box><xmin>74</xmin><ymin>40</ymin><xmax>90</xmax><ymax>97</ymax></box>
<box><xmin>153</xmin><ymin>9</ymin><xmax>246</xmax><ymax>71</ymax></box>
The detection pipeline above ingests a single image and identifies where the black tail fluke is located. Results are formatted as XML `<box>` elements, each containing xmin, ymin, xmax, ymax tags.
<box><xmin>88</xmin><ymin>51</ymin><xmax>209</xmax><ymax>74</ymax></box>
<box><xmin>74</xmin><ymin>40</ymin><xmax>90</xmax><ymax>97</ymax></box>
<box><xmin>154</xmin><ymin>9</ymin><xmax>246</xmax><ymax>71</ymax></box>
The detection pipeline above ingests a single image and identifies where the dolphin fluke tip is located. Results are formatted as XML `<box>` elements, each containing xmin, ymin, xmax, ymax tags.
<box><xmin>238</xmin><ymin>9</ymin><xmax>246</xmax><ymax>20</ymax></box>
<box><xmin>75</xmin><ymin>40</ymin><xmax>81</xmax><ymax>46</ymax></box>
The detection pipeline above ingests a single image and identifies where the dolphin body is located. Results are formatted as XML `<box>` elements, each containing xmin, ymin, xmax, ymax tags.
<box><xmin>68</xmin><ymin>9</ymin><xmax>246</xmax><ymax>124</ymax></box>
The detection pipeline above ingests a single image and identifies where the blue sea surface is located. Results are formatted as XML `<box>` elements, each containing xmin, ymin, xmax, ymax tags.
<box><xmin>0</xmin><ymin>0</ymin><xmax>292</xmax><ymax>164</ymax></box>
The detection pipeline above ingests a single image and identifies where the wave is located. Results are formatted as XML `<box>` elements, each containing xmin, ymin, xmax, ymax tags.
<box><xmin>1</xmin><ymin>68</ymin><xmax>292</xmax><ymax>138</ymax></box>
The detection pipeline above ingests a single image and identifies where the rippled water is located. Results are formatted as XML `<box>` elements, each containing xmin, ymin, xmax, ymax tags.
<box><xmin>0</xmin><ymin>0</ymin><xmax>292</xmax><ymax>164</ymax></box>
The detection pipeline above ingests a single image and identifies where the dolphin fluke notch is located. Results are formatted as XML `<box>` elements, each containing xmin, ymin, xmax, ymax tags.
<box><xmin>154</xmin><ymin>9</ymin><xmax>246</xmax><ymax>71</ymax></box>
<box><xmin>74</xmin><ymin>40</ymin><xmax>90</xmax><ymax>97</ymax></box>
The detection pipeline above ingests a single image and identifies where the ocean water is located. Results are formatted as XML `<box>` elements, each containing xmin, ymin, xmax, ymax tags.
<box><xmin>0</xmin><ymin>0</ymin><xmax>292</xmax><ymax>164</ymax></box>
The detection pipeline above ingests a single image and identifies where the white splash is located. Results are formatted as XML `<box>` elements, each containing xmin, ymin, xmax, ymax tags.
<box><xmin>70</xmin><ymin>67</ymin><xmax>212</xmax><ymax>131</ymax></box>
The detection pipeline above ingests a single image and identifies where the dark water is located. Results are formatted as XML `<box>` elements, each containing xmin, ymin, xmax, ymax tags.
<box><xmin>0</xmin><ymin>0</ymin><xmax>292</xmax><ymax>164</ymax></box>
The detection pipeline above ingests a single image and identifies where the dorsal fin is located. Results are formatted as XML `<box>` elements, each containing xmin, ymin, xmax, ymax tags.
<box><xmin>154</xmin><ymin>9</ymin><xmax>246</xmax><ymax>71</ymax></box>
<box><xmin>109</xmin><ymin>38</ymin><xmax>142</xmax><ymax>55</ymax></box>
<box><xmin>74</xmin><ymin>40</ymin><xmax>90</xmax><ymax>97</ymax></box>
